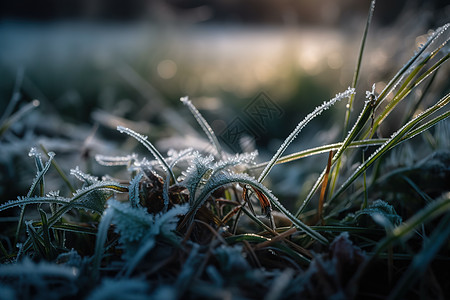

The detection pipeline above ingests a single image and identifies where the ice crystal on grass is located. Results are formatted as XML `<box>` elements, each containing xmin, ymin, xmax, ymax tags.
<box><xmin>128</xmin><ymin>172</ymin><xmax>143</xmax><ymax>208</ymax></box>
<box><xmin>258</xmin><ymin>87</ymin><xmax>355</xmax><ymax>183</ymax></box>
<box><xmin>70</xmin><ymin>166</ymin><xmax>100</xmax><ymax>184</ymax></box>
<box><xmin>181</xmin><ymin>96</ymin><xmax>223</xmax><ymax>157</ymax></box>
<box><xmin>107</xmin><ymin>199</ymin><xmax>188</xmax><ymax>260</ymax></box>
<box><xmin>95</xmin><ymin>154</ymin><xmax>138</xmax><ymax>167</ymax></box>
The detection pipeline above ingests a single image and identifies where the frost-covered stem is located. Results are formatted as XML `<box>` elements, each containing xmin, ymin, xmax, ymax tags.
<box><xmin>258</xmin><ymin>88</ymin><xmax>355</xmax><ymax>183</ymax></box>
<box><xmin>295</xmin><ymin>100</ymin><xmax>371</xmax><ymax>217</ymax></box>
<box><xmin>117</xmin><ymin>126</ymin><xmax>176</xmax><ymax>183</ymax></box>
<box><xmin>332</xmin><ymin>92</ymin><xmax>450</xmax><ymax>202</ymax></box>
<box><xmin>376</xmin><ymin>23</ymin><xmax>449</xmax><ymax>108</ymax></box>
<box><xmin>181</xmin><ymin>96</ymin><xmax>223</xmax><ymax>158</ymax></box>
<box><xmin>343</xmin><ymin>0</ymin><xmax>376</xmax><ymax>135</ymax></box>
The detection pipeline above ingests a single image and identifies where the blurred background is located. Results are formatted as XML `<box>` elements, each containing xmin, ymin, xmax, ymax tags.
<box><xmin>0</xmin><ymin>0</ymin><xmax>449</xmax><ymax>202</ymax></box>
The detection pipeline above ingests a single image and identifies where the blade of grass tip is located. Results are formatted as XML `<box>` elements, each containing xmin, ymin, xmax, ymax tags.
<box><xmin>318</xmin><ymin>151</ymin><xmax>333</xmax><ymax>225</ymax></box>
<box><xmin>331</xmin><ymin>92</ymin><xmax>450</xmax><ymax>204</ymax></box>
<box><xmin>15</xmin><ymin>148</ymin><xmax>54</xmax><ymax>244</ymax></box>
<box><xmin>40</xmin><ymin>144</ymin><xmax>76</xmax><ymax>194</ymax></box>
<box><xmin>0</xmin><ymin>100</ymin><xmax>40</xmax><ymax>138</ymax></box>
<box><xmin>351</xmin><ymin>26</ymin><xmax>448</xmax><ymax>144</ymax></box>
<box><xmin>258</xmin><ymin>87</ymin><xmax>354</xmax><ymax>184</ymax></box>
<box><xmin>374</xmin><ymin>23</ymin><xmax>449</xmax><ymax>111</ymax></box>
<box><xmin>180</xmin><ymin>96</ymin><xmax>223</xmax><ymax>158</ymax></box>
<box><xmin>330</xmin><ymin>0</ymin><xmax>376</xmax><ymax>200</ymax></box>
<box><xmin>117</xmin><ymin>126</ymin><xmax>176</xmax><ymax>183</ymax></box>
<box><xmin>370</xmin><ymin>47</ymin><xmax>449</xmax><ymax>138</ymax></box>
<box><xmin>343</xmin><ymin>0</ymin><xmax>376</xmax><ymax>134</ymax></box>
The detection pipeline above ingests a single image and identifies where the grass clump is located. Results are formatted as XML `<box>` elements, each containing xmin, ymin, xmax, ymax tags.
<box><xmin>1</xmin><ymin>2</ymin><xmax>450</xmax><ymax>299</ymax></box>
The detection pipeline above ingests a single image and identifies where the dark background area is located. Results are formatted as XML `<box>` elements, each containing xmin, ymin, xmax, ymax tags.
<box><xmin>1</xmin><ymin>0</ymin><xmax>449</xmax><ymax>26</ymax></box>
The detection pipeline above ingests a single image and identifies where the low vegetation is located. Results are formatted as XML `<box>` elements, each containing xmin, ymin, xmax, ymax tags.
<box><xmin>1</xmin><ymin>1</ymin><xmax>449</xmax><ymax>299</ymax></box>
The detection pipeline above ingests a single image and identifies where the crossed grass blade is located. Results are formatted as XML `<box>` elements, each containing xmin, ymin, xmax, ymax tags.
<box><xmin>330</xmin><ymin>92</ymin><xmax>449</xmax><ymax>203</ymax></box>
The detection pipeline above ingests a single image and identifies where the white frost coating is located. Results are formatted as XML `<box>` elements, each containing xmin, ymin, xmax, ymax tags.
<box><xmin>26</xmin><ymin>149</ymin><xmax>56</xmax><ymax>198</ymax></box>
<box><xmin>95</xmin><ymin>154</ymin><xmax>138</xmax><ymax>166</ymax></box>
<box><xmin>46</xmin><ymin>190</ymin><xmax>60</xmax><ymax>197</ymax></box>
<box><xmin>386</xmin><ymin>23</ymin><xmax>449</xmax><ymax>100</ymax></box>
<box><xmin>117</xmin><ymin>126</ymin><xmax>175</xmax><ymax>182</ymax></box>
<box><xmin>179</xmin><ymin>152</ymin><xmax>215</xmax><ymax>200</ymax></box>
<box><xmin>70</xmin><ymin>166</ymin><xmax>99</xmax><ymax>184</ymax></box>
<box><xmin>28</xmin><ymin>147</ymin><xmax>40</xmax><ymax>158</ymax></box>
<box><xmin>129</xmin><ymin>172</ymin><xmax>144</xmax><ymax>208</ymax></box>
<box><xmin>365</xmin><ymin>83</ymin><xmax>377</xmax><ymax>104</ymax></box>
<box><xmin>258</xmin><ymin>87</ymin><xmax>355</xmax><ymax>183</ymax></box>
<box><xmin>335</xmin><ymin>94</ymin><xmax>449</xmax><ymax>199</ymax></box>
<box><xmin>0</xmin><ymin>196</ymin><xmax>71</xmax><ymax>212</ymax></box>
<box><xmin>213</xmin><ymin>151</ymin><xmax>258</xmax><ymax>170</ymax></box>
<box><xmin>107</xmin><ymin>199</ymin><xmax>188</xmax><ymax>260</ymax></box>
<box><xmin>181</xmin><ymin>96</ymin><xmax>223</xmax><ymax>157</ymax></box>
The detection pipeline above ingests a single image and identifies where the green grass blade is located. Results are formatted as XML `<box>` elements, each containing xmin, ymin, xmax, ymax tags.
<box><xmin>248</xmin><ymin>138</ymin><xmax>387</xmax><ymax>171</ymax></box>
<box><xmin>370</xmin><ymin>49</ymin><xmax>449</xmax><ymax>137</ymax></box>
<box><xmin>331</xmin><ymin>93</ymin><xmax>449</xmax><ymax>203</ymax></box>
<box><xmin>343</xmin><ymin>0</ymin><xmax>376</xmax><ymax>135</ymax></box>
<box><xmin>374</xmin><ymin>23</ymin><xmax>449</xmax><ymax>108</ymax></box>
<box><xmin>400</xmin><ymin>70</ymin><xmax>438</xmax><ymax>126</ymax></box>
<box><xmin>295</xmin><ymin>100</ymin><xmax>373</xmax><ymax>217</ymax></box>
<box><xmin>331</xmin><ymin>0</ymin><xmax>375</xmax><ymax>205</ymax></box>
